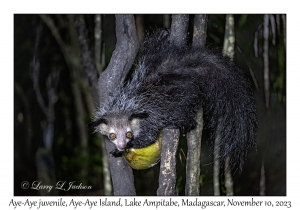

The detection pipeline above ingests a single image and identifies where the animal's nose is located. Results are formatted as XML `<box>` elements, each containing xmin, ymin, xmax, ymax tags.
<box><xmin>117</xmin><ymin>140</ymin><xmax>127</xmax><ymax>151</ymax></box>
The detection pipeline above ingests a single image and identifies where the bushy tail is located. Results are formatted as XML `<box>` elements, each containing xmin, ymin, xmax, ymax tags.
<box><xmin>197</xmin><ymin>49</ymin><xmax>258</xmax><ymax>170</ymax></box>
<box><xmin>137</xmin><ymin>29</ymin><xmax>258</xmax><ymax>170</ymax></box>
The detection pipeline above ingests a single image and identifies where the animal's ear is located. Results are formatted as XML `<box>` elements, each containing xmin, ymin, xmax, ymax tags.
<box><xmin>129</xmin><ymin>113</ymin><xmax>148</xmax><ymax>133</ymax></box>
<box><xmin>92</xmin><ymin>118</ymin><xmax>108</xmax><ymax>134</ymax></box>
<box><xmin>129</xmin><ymin>112</ymin><xmax>149</xmax><ymax>121</ymax></box>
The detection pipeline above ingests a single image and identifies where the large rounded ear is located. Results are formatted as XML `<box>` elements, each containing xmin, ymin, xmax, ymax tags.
<box><xmin>129</xmin><ymin>113</ymin><xmax>148</xmax><ymax>134</ymax></box>
<box><xmin>92</xmin><ymin>118</ymin><xmax>108</xmax><ymax>134</ymax></box>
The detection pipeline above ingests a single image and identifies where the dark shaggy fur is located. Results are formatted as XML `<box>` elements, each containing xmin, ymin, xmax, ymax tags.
<box><xmin>94</xmin><ymin>29</ymin><xmax>258</xmax><ymax>170</ymax></box>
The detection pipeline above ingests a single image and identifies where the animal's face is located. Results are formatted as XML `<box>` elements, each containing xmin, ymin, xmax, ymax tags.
<box><xmin>96</xmin><ymin>113</ymin><xmax>148</xmax><ymax>151</ymax></box>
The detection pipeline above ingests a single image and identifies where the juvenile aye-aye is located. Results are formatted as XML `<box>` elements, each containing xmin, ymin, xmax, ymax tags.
<box><xmin>93</xmin><ymin>29</ymin><xmax>258</xmax><ymax>170</ymax></box>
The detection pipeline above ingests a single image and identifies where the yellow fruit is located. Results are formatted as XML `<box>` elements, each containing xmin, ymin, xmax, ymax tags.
<box><xmin>123</xmin><ymin>132</ymin><xmax>162</xmax><ymax>170</ymax></box>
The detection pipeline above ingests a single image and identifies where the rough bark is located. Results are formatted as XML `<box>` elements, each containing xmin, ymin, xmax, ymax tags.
<box><xmin>157</xmin><ymin>14</ymin><xmax>189</xmax><ymax>196</ymax></box>
<box><xmin>157</xmin><ymin>129</ymin><xmax>180</xmax><ymax>196</ymax></box>
<box><xmin>184</xmin><ymin>14</ymin><xmax>207</xmax><ymax>196</ymax></box>
<box><xmin>185</xmin><ymin>108</ymin><xmax>203</xmax><ymax>195</ymax></box>
<box><xmin>193</xmin><ymin>14</ymin><xmax>208</xmax><ymax>48</ymax></box>
<box><xmin>170</xmin><ymin>15</ymin><xmax>189</xmax><ymax>47</ymax></box>
<box><xmin>222</xmin><ymin>15</ymin><xmax>235</xmax><ymax>60</ymax></box>
<box><xmin>98</xmin><ymin>15</ymin><xmax>139</xmax><ymax>195</ymax></box>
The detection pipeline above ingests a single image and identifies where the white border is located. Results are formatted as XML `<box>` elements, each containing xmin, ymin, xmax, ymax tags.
<box><xmin>2</xmin><ymin>0</ymin><xmax>299</xmax><ymax>209</ymax></box>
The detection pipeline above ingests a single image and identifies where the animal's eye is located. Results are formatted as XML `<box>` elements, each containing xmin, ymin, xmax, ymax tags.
<box><xmin>126</xmin><ymin>132</ymin><xmax>133</xmax><ymax>138</ymax></box>
<box><xmin>109</xmin><ymin>133</ymin><xmax>116</xmax><ymax>140</ymax></box>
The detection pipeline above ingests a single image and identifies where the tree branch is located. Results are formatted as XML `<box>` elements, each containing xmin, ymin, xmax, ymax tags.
<box><xmin>193</xmin><ymin>14</ymin><xmax>208</xmax><ymax>48</ymax></box>
<box><xmin>222</xmin><ymin>14</ymin><xmax>235</xmax><ymax>196</ymax></box>
<box><xmin>99</xmin><ymin>14</ymin><xmax>139</xmax><ymax>195</ymax></box>
<box><xmin>184</xmin><ymin>14</ymin><xmax>207</xmax><ymax>196</ymax></box>
<box><xmin>157</xmin><ymin>129</ymin><xmax>180</xmax><ymax>195</ymax></box>
<box><xmin>170</xmin><ymin>15</ymin><xmax>189</xmax><ymax>47</ymax></box>
<box><xmin>157</xmin><ymin>14</ymin><xmax>189</xmax><ymax>196</ymax></box>
<box><xmin>223</xmin><ymin>14</ymin><xmax>235</xmax><ymax>60</ymax></box>
<box><xmin>185</xmin><ymin>108</ymin><xmax>203</xmax><ymax>195</ymax></box>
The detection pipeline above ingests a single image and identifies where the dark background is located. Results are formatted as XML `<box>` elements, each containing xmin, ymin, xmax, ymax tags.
<box><xmin>14</xmin><ymin>14</ymin><xmax>286</xmax><ymax>196</ymax></box>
